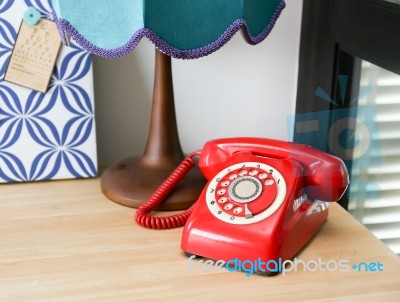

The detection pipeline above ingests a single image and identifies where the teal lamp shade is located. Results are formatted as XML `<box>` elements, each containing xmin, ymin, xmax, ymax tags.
<box><xmin>52</xmin><ymin>0</ymin><xmax>286</xmax><ymax>59</ymax></box>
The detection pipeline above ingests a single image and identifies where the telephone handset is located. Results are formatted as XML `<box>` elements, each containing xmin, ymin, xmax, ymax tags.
<box><xmin>136</xmin><ymin>137</ymin><xmax>349</xmax><ymax>270</ymax></box>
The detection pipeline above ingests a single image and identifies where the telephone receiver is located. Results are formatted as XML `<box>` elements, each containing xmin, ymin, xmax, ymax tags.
<box><xmin>136</xmin><ymin>137</ymin><xmax>349</xmax><ymax>274</ymax></box>
<box><xmin>198</xmin><ymin>137</ymin><xmax>349</xmax><ymax>202</ymax></box>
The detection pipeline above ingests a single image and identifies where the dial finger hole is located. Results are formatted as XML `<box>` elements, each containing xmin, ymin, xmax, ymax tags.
<box><xmin>224</xmin><ymin>203</ymin><xmax>233</xmax><ymax>210</ymax></box>
<box><xmin>265</xmin><ymin>179</ymin><xmax>274</xmax><ymax>186</ymax></box>
<box><xmin>233</xmin><ymin>207</ymin><xmax>243</xmax><ymax>214</ymax></box>
<box><xmin>221</xmin><ymin>180</ymin><xmax>230</xmax><ymax>187</ymax></box>
<box><xmin>218</xmin><ymin>197</ymin><xmax>227</xmax><ymax>203</ymax></box>
<box><xmin>258</xmin><ymin>173</ymin><xmax>268</xmax><ymax>180</ymax></box>
<box><xmin>229</xmin><ymin>174</ymin><xmax>238</xmax><ymax>180</ymax></box>
<box><xmin>217</xmin><ymin>189</ymin><xmax>226</xmax><ymax>195</ymax></box>
<box><xmin>238</xmin><ymin>170</ymin><xmax>248</xmax><ymax>176</ymax></box>
<box><xmin>249</xmin><ymin>169</ymin><xmax>258</xmax><ymax>176</ymax></box>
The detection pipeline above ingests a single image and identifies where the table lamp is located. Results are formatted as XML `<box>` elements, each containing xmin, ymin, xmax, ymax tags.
<box><xmin>52</xmin><ymin>0</ymin><xmax>286</xmax><ymax>210</ymax></box>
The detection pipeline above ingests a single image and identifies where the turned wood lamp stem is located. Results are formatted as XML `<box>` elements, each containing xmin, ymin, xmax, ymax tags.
<box><xmin>142</xmin><ymin>49</ymin><xmax>184</xmax><ymax>166</ymax></box>
<box><xmin>100</xmin><ymin>49</ymin><xmax>205</xmax><ymax>210</ymax></box>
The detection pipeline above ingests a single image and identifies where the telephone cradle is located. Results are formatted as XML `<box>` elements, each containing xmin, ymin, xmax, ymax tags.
<box><xmin>136</xmin><ymin>137</ymin><xmax>349</xmax><ymax>275</ymax></box>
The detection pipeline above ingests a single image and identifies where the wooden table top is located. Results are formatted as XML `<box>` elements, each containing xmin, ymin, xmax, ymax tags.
<box><xmin>1</xmin><ymin>178</ymin><xmax>399</xmax><ymax>301</ymax></box>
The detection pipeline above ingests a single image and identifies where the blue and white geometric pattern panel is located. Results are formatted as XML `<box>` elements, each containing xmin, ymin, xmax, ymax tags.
<box><xmin>0</xmin><ymin>0</ymin><xmax>97</xmax><ymax>182</ymax></box>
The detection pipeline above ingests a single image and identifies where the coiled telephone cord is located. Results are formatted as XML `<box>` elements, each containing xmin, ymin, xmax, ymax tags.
<box><xmin>135</xmin><ymin>151</ymin><xmax>201</xmax><ymax>229</ymax></box>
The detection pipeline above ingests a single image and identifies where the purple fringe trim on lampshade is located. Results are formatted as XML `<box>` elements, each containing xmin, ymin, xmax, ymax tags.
<box><xmin>52</xmin><ymin>1</ymin><xmax>285</xmax><ymax>60</ymax></box>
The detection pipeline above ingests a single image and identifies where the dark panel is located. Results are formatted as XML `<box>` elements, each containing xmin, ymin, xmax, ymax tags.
<box><xmin>296</xmin><ymin>0</ymin><xmax>337</xmax><ymax>113</ymax></box>
<box><xmin>296</xmin><ymin>0</ymin><xmax>400</xmax><ymax>116</ymax></box>
<box><xmin>294</xmin><ymin>0</ymin><xmax>400</xmax><ymax>209</ymax></box>
<box><xmin>336</xmin><ymin>0</ymin><xmax>400</xmax><ymax>75</ymax></box>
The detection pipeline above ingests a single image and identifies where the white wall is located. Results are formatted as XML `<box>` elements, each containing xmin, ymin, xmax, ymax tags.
<box><xmin>93</xmin><ymin>0</ymin><xmax>303</xmax><ymax>167</ymax></box>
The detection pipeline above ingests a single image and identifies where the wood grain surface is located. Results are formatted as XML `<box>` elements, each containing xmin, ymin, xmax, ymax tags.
<box><xmin>1</xmin><ymin>178</ymin><xmax>399</xmax><ymax>301</ymax></box>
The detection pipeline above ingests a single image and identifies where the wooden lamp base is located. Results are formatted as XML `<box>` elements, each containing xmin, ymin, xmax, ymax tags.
<box><xmin>100</xmin><ymin>49</ymin><xmax>206</xmax><ymax>210</ymax></box>
<box><xmin>101</xmin><ymin>156</ymin><xmax>206</xmax><ymax>210</ymax></box>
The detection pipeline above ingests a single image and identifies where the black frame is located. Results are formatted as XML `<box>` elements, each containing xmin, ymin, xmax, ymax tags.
<box><xmin>295</xmin><ymin>0</ymin><xmax>400</xmax><ymax>209</ymax></box>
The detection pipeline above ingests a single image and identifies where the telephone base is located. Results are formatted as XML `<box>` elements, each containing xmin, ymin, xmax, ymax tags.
<box><xmin>101</xmin><ymin>156</ymin><xmax>207</xmax><ymax>210</ymax></box>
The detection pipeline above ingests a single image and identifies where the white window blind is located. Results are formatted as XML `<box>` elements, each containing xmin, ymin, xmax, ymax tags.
<box><xmin>348</xmin><ymin>61</ymin><xmax>400</xmax><ymax>255</ymax></box>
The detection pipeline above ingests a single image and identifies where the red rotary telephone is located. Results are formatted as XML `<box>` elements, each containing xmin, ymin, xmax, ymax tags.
<box><xmin>136</xmin><ymin>137</ymin><xmax>349</xmax><ymax>272</ymax></box>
